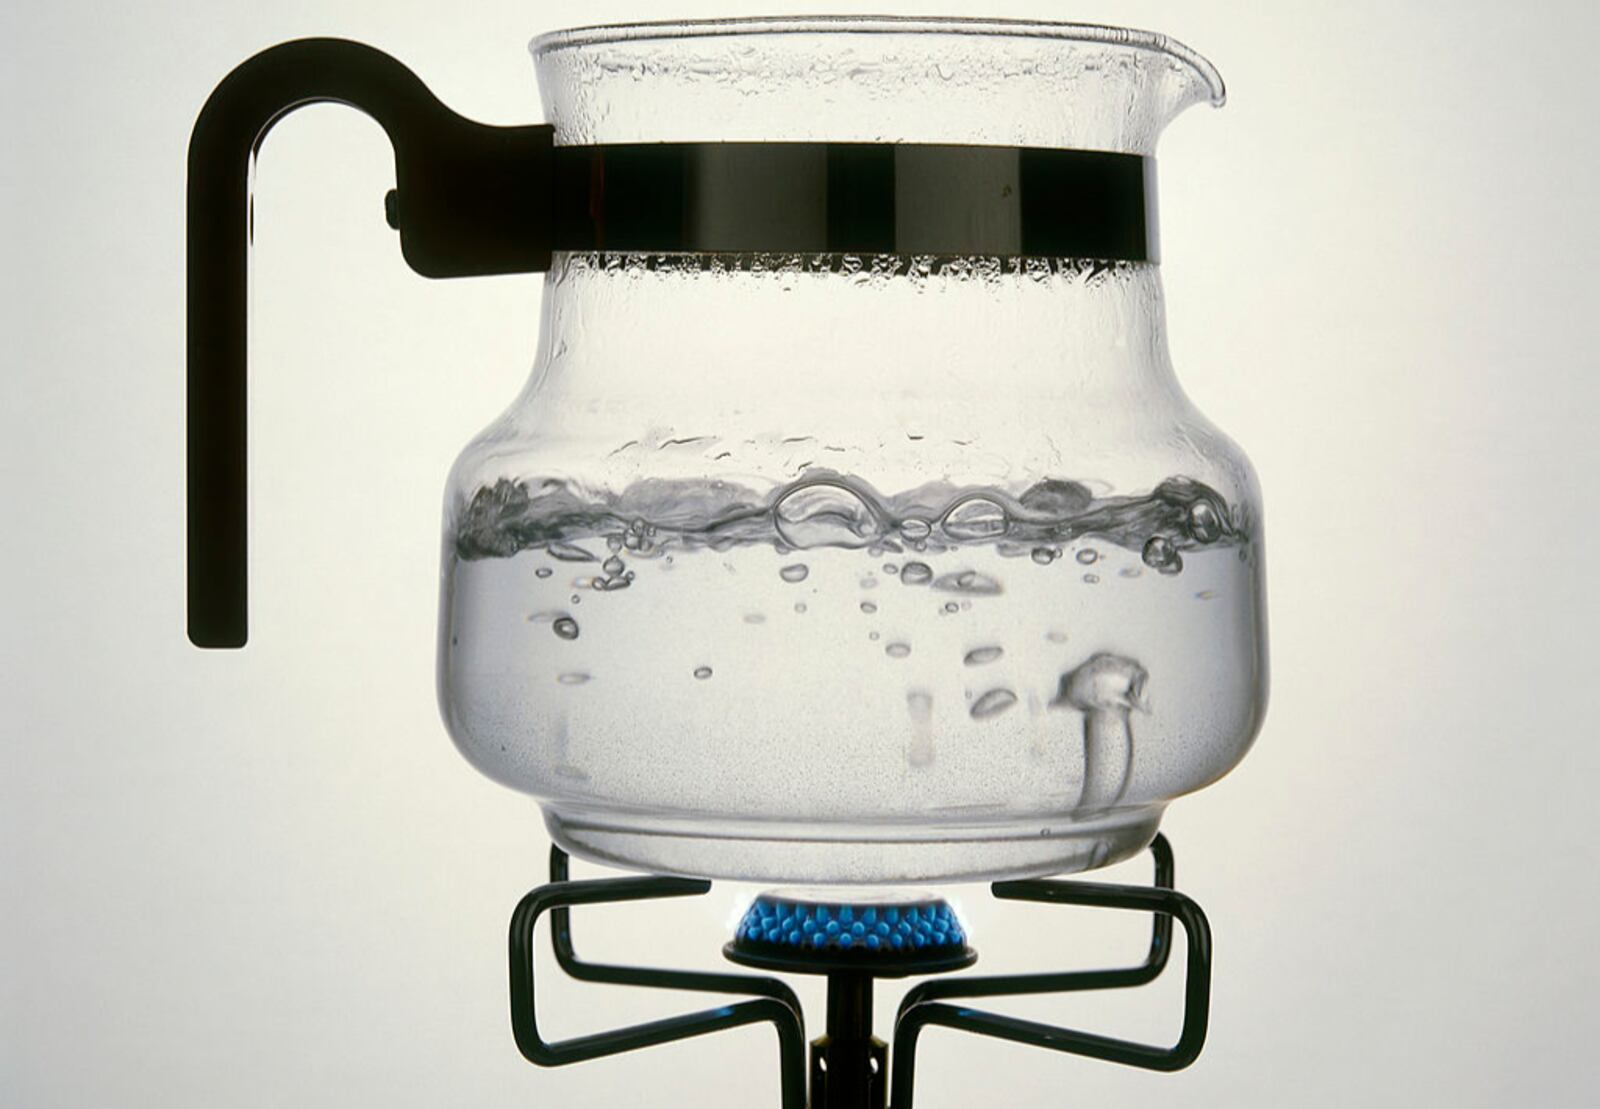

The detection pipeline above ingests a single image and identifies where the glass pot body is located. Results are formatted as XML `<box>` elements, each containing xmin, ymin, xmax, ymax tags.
<box><xmin>438</xmin><ymin>20</ymin><xmax>1267</xmax><ymax>883</ymax></box>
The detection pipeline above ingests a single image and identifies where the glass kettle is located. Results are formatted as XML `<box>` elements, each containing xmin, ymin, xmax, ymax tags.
<box><xmin>187</xmin><ymin>17</ymin><xmax>1267</xmax><ymax>885</ymax></box>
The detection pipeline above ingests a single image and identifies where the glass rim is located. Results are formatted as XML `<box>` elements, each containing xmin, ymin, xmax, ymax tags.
<box><xmin>529</xmin><ymin>15</ymin><xmax>1225</xmax><ymax>106</ymax></box>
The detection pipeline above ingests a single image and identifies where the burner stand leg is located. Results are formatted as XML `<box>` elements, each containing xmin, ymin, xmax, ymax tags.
<box><xmin>814</xmin><ymin>972</ymin><xmax>887</xmax><ymax>1109</ymax></box>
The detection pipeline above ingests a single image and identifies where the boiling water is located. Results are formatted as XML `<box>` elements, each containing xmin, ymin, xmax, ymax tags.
<box><xmin>439</xmin><ymin>474</ymin><xmax>1265</xmax><ymax>880</ymax></box>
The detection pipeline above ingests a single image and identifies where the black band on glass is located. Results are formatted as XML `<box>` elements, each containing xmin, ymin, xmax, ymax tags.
<box><xmin>549</xmin><ymin>143</ymin><xmax>1156</xmax><ymax>262</ymax></box>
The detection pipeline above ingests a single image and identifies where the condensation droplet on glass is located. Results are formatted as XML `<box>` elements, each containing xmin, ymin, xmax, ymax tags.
<box><xmin>693</xmin><ymin>666</ymin><xmax>713</xmax><ymax>680</ymax></box>
<box><xmin>552</xmin><ymin>616</ymin><xmax>579</xmax><ymax>640</ymax></box>
<box><xmin>900</xmin><ymin>561</ymin><xmax>933</xmax><ymax>585</ymax></box>
<box><xmin>885</xmin><ymin>642</ymin><xmax>912</xmax><ymax>658</ymax></box>
<box><xmin>779</xmin><ymin>563</ymin><xmax>810</xmax><ymax>583</ymax></box>
<box><xmin>970</xmin><ymin>688</ymin><xmax>1018</xmax><ymax>720</ymax></box>
<box><xmin>964</xmin><ymin>646</ymin><xmax>1004</xmax><ymax>666</ymax></box>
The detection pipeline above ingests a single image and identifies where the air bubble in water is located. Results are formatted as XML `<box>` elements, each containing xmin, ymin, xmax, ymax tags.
<box><xmin>859</xmin><ymin>576</ymin><xmax>878</xmax><ymax>589</ymax></box>
<box><xmin>557</xmin><ymin>672</ymin><xmax>590</xmax><ymax>685</ymax></box>
<box><xmin>943</xmin><ymin>602</ymin><xmax>960</xmax><ymax>613</ymax></box>
<box><xmin>882</xmin><ymin>563</ymin><xmax>900</xmax><ymax>575</ymax></box>
<box><xmin>693</xmin><ymin>666</ymin><xmax>713</xmax><ymax>680</ymax></box>
<box><xmin>860</xmin><ymin>601</ymin><xmax>878</xmax><ymax>614</ymax></box>
<box><xmin>1187</xmin><ymin>501</ymin><xmax>1224</xmax><ymax>544</ymax></box>
<box><xmin>932</xmin><ymin>569</ymin><xmax>1003</xmax><ymax>595</ymax></box>
<box><xmin>552</xmin><ymin>617</ymin><xmax>579</xmax><ymax>640</ymax></box>
<box><xmin>899</xmin><ymin>518</ymin><xmax>932</xmax><ymax>542</ymax></box>
<box><xmin>794</xmin><ymin>602</ymin><xmax>807</xmax><ymax>614</ymax></box>
<box><xmin>1031</xmin><ymin>547</ymin><xmax>1058</xmax><ymax>565</ymax></box>
<box><xmin>606</xmin><ymin>535</ymin><xmax>624</xmax><ymax>553</ymax></box>
<box><xmin>941</xmin><ymin>497</ymin><xmax>1009</xmax><ymax>541</ymax></box>
<box><xmin>964</xmin><ymin>646</ymin><xmax>1004</xmax><ymax>666</ymax></box>
<box><xmin>779</xmin><ymin>563</ymin><xmax>810</xmax><ymax>583</ymax></box>
<box><xmin>1141</xmin><ymin>537</ymin><xmax>1183</xmax><ymax>575</ymax></box>
<box><xmin>547</xmin><ymin>542</ymin><xmax>597</xmax><ymax>563</ymax></box>
<box><xmin>885</xmin><ymin>642</ymin><xmax>911</xmax><ymax>658</ymax></box>
<box><xmin>970</xmin><ymin>688</ymin><xmax>1018</xmax><ymax>720</ymax></box>
<box><xmin>774</xmin><ymin>481</ymin><xmax>886</xmax><ymax>549</ymax></box>
<box><xmin>1045</xmin><ymin>630</ymin><xmax>1069</xmax><ymax>643</ymax></box>
<box><xmin>900</xmin><ymin>561</ymin><xmax>933</xmax><ymax>585</ymax></box>
<box><xmin>1083</xmin><ymin>573</ymin><xmax>1100</xmax><ymax>584</ymax></box>
<box><xmin>1076</xmin><ymin>548</ymin><xmax>1099</xmax><ymax>565</ymax></box>
<box><xmin>743</xmin><ymin>613</ymin><xmax>767</xmax><ymax>624</ymax></box>
<box><xmin>602</xmin><ymin>556</ymin><xmax>625</xmax><ymax>576</ymax></box>
<box><xmin>534</xmin><ymin>567</ymin><xmax>553</xmax><ymax>579</ymax></box>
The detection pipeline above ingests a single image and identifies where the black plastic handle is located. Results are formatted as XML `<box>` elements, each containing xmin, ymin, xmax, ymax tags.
<box><xmin>186</xmin><ymin>38</ymin><xmax>552</xmax><ymax>647</ymax></box>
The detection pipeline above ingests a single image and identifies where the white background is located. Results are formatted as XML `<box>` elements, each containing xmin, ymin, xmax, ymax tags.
<box><xmin>4</xmin><ymin>1</ymin><xmax>1599</xmax><ymax>1106</ymax></box>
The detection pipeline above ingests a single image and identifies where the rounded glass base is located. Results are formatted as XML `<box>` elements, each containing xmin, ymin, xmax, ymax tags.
<box><xmin>544</xmin><ymin>803</ymin><xmax>1163</xmax><ymax>884</ymax></box>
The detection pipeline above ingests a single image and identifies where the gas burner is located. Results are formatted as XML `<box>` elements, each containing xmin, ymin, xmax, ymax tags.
<box><xmin>510</xmin><ymin>835</ymin><xmax>1210</xmax><ymax>1109</ymax></box>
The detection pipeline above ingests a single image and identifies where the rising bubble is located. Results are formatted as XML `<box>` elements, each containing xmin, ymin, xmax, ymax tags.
<box><xmin>693</xmin><ymin>666</ymin><xmax>713</xmax><ymax>680</ymax></box>
<box><xmin>1141</xmin><ymin>536</ymin><xmax>1183</xmax><ymax>575</ymax></box>
<box><xmin>534</xmin><ymin>567</ymin><xmax>553</xmax><ymax>579</ymax></box>
<box><xmin>885</xmin><ymin>642</ymin><xmax>912</xmax><ymax>659</ymax></box>
<box><xmin>1187</xmin><ymin>501</ymin><xmax>1224</xmax><ymax>544</ymax></box>
<box><xmin>1076</xmin><ymin>548</ymin><xmax>1099</xmax><ymax>565</ymax></box>
<box><xmin>970</xmin><ymin>688</ymin><xmax>1018</xmax><ymax>720</ymax></box>
<box><xmin>900</xmin><ymin>561</ymin><xmax>933</xmax><ymax>586</ymax></box>
<box><xmin>1031</xmin><ymin>547</ymin><xmax>1059</xmax><ymax>565</ymax></box>
<box><xmin>931</xmin><ymin>569</ymin><xmax>1003</xmax><ymax>595</ymax></box>
<box><xmin>779</xmin><ymin>563</ymin><xmax>810</xmax><ymax>583</ymax></box>
<box><xmin>547</xmin><ymin>542</ymin><xmax>597</xmax><ymax>563</ymax></box>
<box><xmin>552</xmin><ymin>617</ymin><xmax>579</xmax><ymax>640</ymax></box>
<box><xmin>964</xmin><ymin>646</ymin><xmax>1004</xmax><ymax>666</ymax></box>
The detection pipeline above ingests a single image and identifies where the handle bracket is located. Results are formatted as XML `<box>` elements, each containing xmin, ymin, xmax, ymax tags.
<box><xmin>186</xmin><ymin>37</ymin><xmax>551</xmax><ymax>647</ymax></box>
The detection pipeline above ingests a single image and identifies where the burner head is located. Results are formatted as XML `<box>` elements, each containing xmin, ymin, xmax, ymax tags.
<box><xmin>725</xmin><ymin>891</ymin><xmax>976</xmax><ymax>977</ymax></box>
